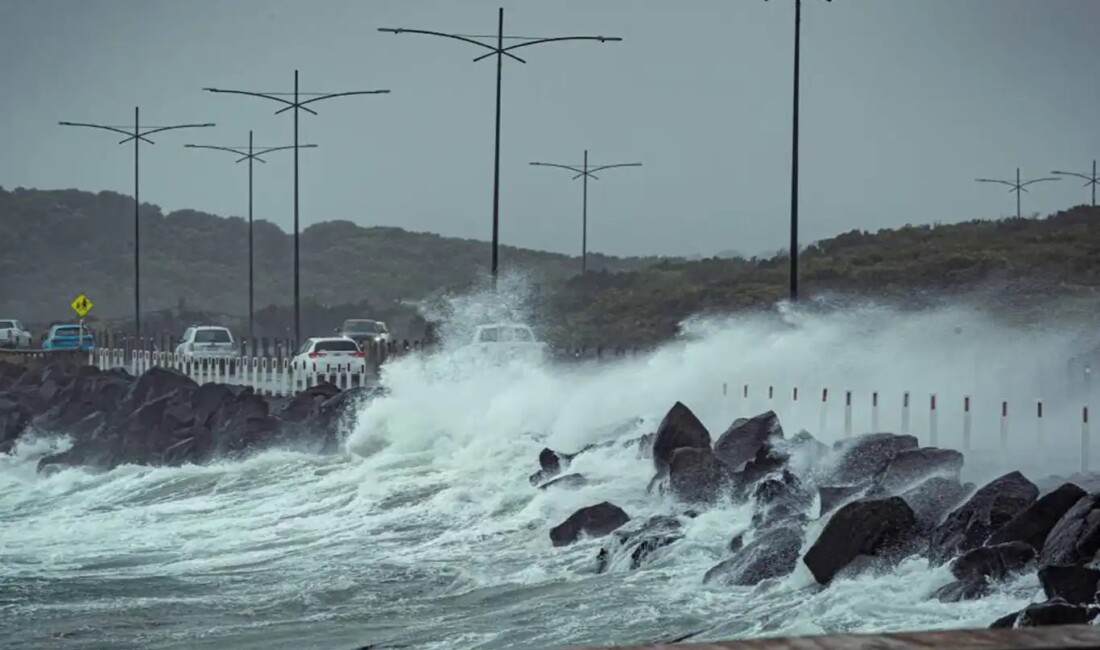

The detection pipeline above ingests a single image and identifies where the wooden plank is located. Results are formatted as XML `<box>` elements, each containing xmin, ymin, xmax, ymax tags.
<box><xmin>564</xmin><ymin>625</ymin><xmax>1100</xmax><ymax>650</ymax></box>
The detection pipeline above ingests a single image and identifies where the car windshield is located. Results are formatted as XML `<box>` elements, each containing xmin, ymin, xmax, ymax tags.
<box><xmin>0</xmin><ymin>321</ymin><xmax>14</xmax><ymax>330</ymax></box>
<box><xmin>345</xmin><ymin>320</ymin><xmax>385</xmax><ymax>334</ymax></box>
<box><xmin>503</xmin><ymin>327</ymin><xmax>534</xmax><ymax>342</ymax></box>
<box><xmin>315</xmin><ymin>339</ymin><xmax>360</xmax><ymax>352</ymax></box>
<box><xmin>194</xmin><ymin>329</ymin><xmax>231</xmax><ymax>343</ymax></box>
<box><xmin>56</xmin><ymin>326</ymin><xmax>92</xmax><ymax>338</ymax></box>
<box><xmin>477</xmin><ymin>327</ymin><xmax>499</xmax><ymax>342</ymax></box>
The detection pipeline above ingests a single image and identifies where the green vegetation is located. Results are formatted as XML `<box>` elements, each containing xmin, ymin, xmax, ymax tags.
<box><xmin>2</xmin><ymin>185</ymin><xmax>1098</xmax><ymax>348</ymax></box>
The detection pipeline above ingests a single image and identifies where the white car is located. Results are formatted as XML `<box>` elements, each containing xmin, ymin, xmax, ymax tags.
<box><xmin>466</xmin><ymin>323</ymin><xmax>549</xmax><ymax>364</ymax></box>
<box><xmin>0</xmin><ymin>319</ymin><xmax>32</xmax><ymax>349</ymax></box>
<box><xmin>291</xmin><ymin>337</ymin><xmax>368</xmax><ymax>375</ymax></box>
<box><xmin>175</xmin><ymin>325</ymin><xmax>239</xmax><ymax>360</ymax></box>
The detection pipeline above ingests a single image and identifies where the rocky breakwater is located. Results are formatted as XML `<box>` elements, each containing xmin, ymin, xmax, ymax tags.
<box><xmin>0</xmin><ymin>361</ymin><xmax>378</xmax><ymax>471</ymax></box>
<box><xmin>531</xmin><ymin>400</ymin><xmax>1100</xmax><ymax>629</ymax></box>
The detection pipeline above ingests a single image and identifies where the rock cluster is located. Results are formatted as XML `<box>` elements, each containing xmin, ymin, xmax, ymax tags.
<box><xmin>0</xmin><ymin>361</ymin><xmax>377</xmax><ymax>471</ymax></box>
<box><xmin>533</xmin><ymin>400</ymin><xmax>1100</xmax><ymax>628</ymax></box>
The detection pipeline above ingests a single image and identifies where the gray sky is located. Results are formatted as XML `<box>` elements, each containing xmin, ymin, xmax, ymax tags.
<box><xmin>2</xmin><ymin>0</ymin><xmax>1098</xmax><ymax>259</ymax></box>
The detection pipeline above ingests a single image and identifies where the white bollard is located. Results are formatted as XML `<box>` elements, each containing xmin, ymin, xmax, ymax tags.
<box><xmin>871</xmin><ymin>391</ymin><xmax>879</xmax><ymax>433</ymax></box>
<box><xmin>742</xmin><ymin>384</ymin><xmax>749</xmax><ymax>414</ymax></box>
<box><xmin>260</xmin><ymin>358</ymin><xmax>269</xmax><ymax>395</ymax></box>
<box><xmin>962</xmin><ymin>396</ymin><xmax>972</xmax><ymax>452</ymax></box>
<box><xmin>283</xmin><ymin>359</ymin><xmax>293</xmax><ymax>396</ymax></box>
<box><xmin>1082</xmin><ymin>406</ymin><xmax>1090</xmax><ymax>475</ymax></box>
<box><xmin>1000</xmin><ymin>401</ymin><xmax>1009</xmax><ymax>453</ymax></box>
<box><xmin>901</xmin><ymin>392</ymin><xmax>911</xmax><ymax>435</ymax></box>
<box><xmin>1036</xmin><ymin>399</ymin><xmax>1045</xmax><ymax>471</ymax></box>
<box><xmin>722</xmin><ymin>382</ymin><xmax>727</xmax><ymax>399</ymax></box>
<box><xmin>768</xmin><ymin>385</ymin><xmax>774</xmax><ymax>408</ymax></box>
<box><xmin>818</xmin><ymin>388</ymin><xmax>828</xmax><ymax>436</ymax></box>
<box><xmin>929</xmin><ymin>394</ymin><xmax>938</xmax><ymax>447</ymax></box>
<box><xmin>843</xmin><ymin>390</ymin><xmax>852</xmax><ymax>438</ymax></box>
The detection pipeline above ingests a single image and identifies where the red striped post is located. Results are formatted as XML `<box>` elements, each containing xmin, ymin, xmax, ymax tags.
<box><xmin>1036</xmin><ymin>399</ymin><xmax>1045</xmax><ymax>469</ymax></box>
<box><xmin>1000</xmin><ymin>400</ymin><xmax>1009</xmax><ymax>453</ymax></box>
<box><xmin>929</xmin><ymin>394</ymin><xmax>938</xmax><ymax>446</ymax></box>
<box><xmin>844</xmin><ymin>390</ymin><xmax>853</xmax><ymax>438</ymax></box>
<box><xmin>1083</xmin><ymin>406</ymin><xmax>1090</xmax><ymax>474</ymax></box>
<box><xmin>871</xmin><ymin>391</ymin><xmax>880</xmax><ymax>433</ymax></box>
<box><xmin>768</xmin><ymin>385</ymin><xmax>774</xmax><ymax>402</ymax></box>
<box><xmin>962</xmin><ymin>395</ymin><xmax>972</xmax><ymax>452</ymax></box>
<box><xmin>818</xmin><ymin>388</ymin><xmax>828</xmax><ymax>437</ymax></box>
<box><xmin>901</xmin><ymin>391</ymin><xmax>911</xmax><ymax>435</ymax></box>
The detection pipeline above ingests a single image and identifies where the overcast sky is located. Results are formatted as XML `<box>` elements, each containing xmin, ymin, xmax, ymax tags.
<box><xmin>2</xmin><ymin>0</ymin><xmax>1098</xmax><ymax>259</ymax></box>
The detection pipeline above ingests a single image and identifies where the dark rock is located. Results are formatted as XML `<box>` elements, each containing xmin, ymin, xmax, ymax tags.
<box><xmin>899</xmin><ymin>476</ymin><xmax>973</xmax><ymax>530</ymax></box>
<box><xmin>827</xmin><ymin>433</ymin><xmax>918</xmax><ymax>484</ymax></box>
<box><xmin>929</xmin><ymin>471</ymin><xmax>1039</xmax><ymax>565</ymax></box>
<box><xmin>279</xmin><ymin>382</ymin><xmax>342</xmax><ymax>422</ymax></box>
<box><xmin>786</xmin><ymin>430</ymin><xmax>829</xmax><ymax>461</ymax></box>
<box><xmin>933</xmin><ymin>579</ymin><xmax>990</xmax><ymax>603</ymax></box>
<box><xmin>713</xmin><ymin>410</ymin><xmax>783</xmax><ymax>470</ymax></box>
<box><xmin>669</xmin><ymin>446</ymin><xmax>728</xmax><ymax>503</ymax></box>
<box><xmin>550</xmin><ymin>502</ymin><xmax>630</xmax><ymax>547</ymax></box>
<box><xmin>950</xmin><ymin>542</ymin><xmax>1035</xmax><ymax>583</ymax></box>
<box><xmin>1038</xmin><ymin>565</ymin><xmax>1100</xmax><ymax>605</ymax></box>
<box><xmin>987</xmin><ymin>482</ymin><xmax>1087</xmax><ymax>551</ymax></box>
<box><xmin>703</xmin><ymin>525</ymin><xmax>803</xmax><ymax>587</ymax></box>
<box><xmin>529</xmin><ymin>447</ymin><xmax>567</xmax><ymax>485</ymax></box>
<box><xmin>873</xmin><ymin>447</ymin><xmax>964</xmax><ymax>493</ymax></box>
<box><xmin>728</xmin><ymin>534</ymin><xmax>744</xmax><ymax>554</ymax></box>
<box><xmin>1016</xmin><ymin>600</ymin><xmax>1099</xmax><ymax>627</ymax></box>
<box><xmin>595</xmin><ymin>515</ymin><xmax>683</xmax><ymax>573</ymax></box>
<box><xmin>803</xmin><ymin>496</ymin><xmax>917</xmax><ymax>585</ymax></box>
<box><xmin>733</xmin><ymin>441</ymin><xmax>791</xmax><ymax>498</ymax></box>
<box><xmin>752</xmin><ymin>469</ymin><xmax>813</xmax><ymax>529</ymax></box>
<box><xmin>538</xmin><ymin>473</ymin><xmax>589</xmax><ymax>490</ymax></box>
<box><xmin>651</xmin><ymin>401</ymin><xmax>711</xmax><ymax>472</ymax></box>
<box><xmin>989</xmin><ymin>611</ymin><xmax>1019</xmax><ymax>628</ymax></box>
<box><xmin>1038</xmin><ymin>492</ymin><xmax>1100</xmax><ymax>569</ymax></box>
<box><xmin>818</xmin><ymin>485</ymin><xmax>866</xmax><ymax>517</ymax></box>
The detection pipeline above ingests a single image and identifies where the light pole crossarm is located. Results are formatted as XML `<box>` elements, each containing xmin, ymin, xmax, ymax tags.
<box><xmin>530</xmin><ymin>161</ymin><xmax>587</xmax><ymax>175</ymax></box>
<box><xmin>975</xmin><ymin>178</ymin><xmax>1020</xmax><ymax>189</ymax></box>
<box><xmin>377</xmin><ymin>27</ymin><xmax>527</xmax><ymax>63</ymax></box>
<box><xmin>119</xmin><ymin>122</ymin><xmax>215</xmax><ymax>145</ymax></box>
<box><xmin>203</xmin><ymin>87</ymin><xmax>319</xmax><ymax>115</ymax></box>
<box><xmin>1052</xmin><ymin>170</ymin><xmax>1098</xmax><ymax>184</ymax></box>
<box><xmin>58</xmin><ymin>121</ymin><xmax>153</xmax><ymax>145</ymax></box>
<box><xmin>273</xmin><ymin>90</ymin><xmax>390</xmax><ymax>115</ymax></box>
<box><xmin>472</xmin><ymin>35</ymin><xmax>622</xmax><ymax>62</ymax></box>
<box><xmin>581</xmin><ymin>162</ymin><xmax>642</xmax><ymax>179</ymax></box>
<box><xmin>1020</xmin><ymin>177</ymin><xmax>1060</xmax><ymax>189</ymax></box>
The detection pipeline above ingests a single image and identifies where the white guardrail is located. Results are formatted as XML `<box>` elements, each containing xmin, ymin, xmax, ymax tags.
<box><xmin>91</xmin><ymin>349</ymin><xmax>376</xmax><ymax>397</ymax></box>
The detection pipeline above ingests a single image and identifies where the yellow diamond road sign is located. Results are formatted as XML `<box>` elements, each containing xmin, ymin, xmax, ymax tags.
<box><xmin>71</xmin><ymin>293</ymin><xmax>94</xmax><ymax>318</ymax></box>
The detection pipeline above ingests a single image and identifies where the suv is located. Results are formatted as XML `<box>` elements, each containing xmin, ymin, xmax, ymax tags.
<box><xmin>0</xmin><ymin>319</ymin><xmax>32</xmax><ymax>349</ymax></box>
<box><xmin>42</xmin><ymin>323</ymin><xmax>96</xmax><ymax>352</ymax></box>
<box><xmin>175</xmin><ymin>325</ymin><xmax>239</xmax><ymax>360</ymax></box>
<box><xmin>335</xmin><ymin>319</ymin><xmax>391</xmax><ymax>348</ymax></box>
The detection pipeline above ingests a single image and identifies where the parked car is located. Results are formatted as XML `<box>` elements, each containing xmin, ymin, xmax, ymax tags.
<box><xmin>292</xmin><ymin>337</ymin><xmax>368</xmax><ymax>375</ymax></box>
<box><xmin>464</xmin><ymin>323</ymin><xmax>549</xmax><ymax>364</ymax></box>
<box><xmin>335</xmin><ymin>319</ymin><xmax>392</xmax><ymax>348</ymax></box>
<box><xmin>175</xmin><ymin>325</ymin><xmax>239</xmax><ymax>361</ymax></box>
<box><xmin>41</xmin><ymin>323</ymin><xmax>96</xmax><ymax>352</ymax></box>
<box><xmin>0</xmin><ymin>319</ymin><xmax>32</xmax><ymax>349</ymax></box>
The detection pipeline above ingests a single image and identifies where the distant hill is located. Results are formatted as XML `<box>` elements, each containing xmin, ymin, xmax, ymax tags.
<box><xmin>0</xmin><ymin>186</ymin><xmax>666</xmax><ymax>328</ymax></box>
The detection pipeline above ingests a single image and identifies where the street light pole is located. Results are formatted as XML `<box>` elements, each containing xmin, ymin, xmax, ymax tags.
<box><xmin>1052</xmin><ymin>160</ymin><xmax>1098</xmax><ymax>207</ymax></box>
<box><xmin>766</xmin><ymin>0</ymin><xmax>831</xmax><ymax>302</ymax></box>
<box><xmin>529</xmin><ymin>150</ymin><xmax>642</xmax><ymax>273</ymax></box>
<box><xmin>59</xmin><ymin>109</ymin><xmax>214</xmax><ymax>339</ymax></box>
<box><xmin>184</xmin><ymin>133</ymin><xmax>317</xmax><ymax>346</ymax></box>
<box><xmin>975</xmin><ymin>167</ymin><xmax>1061</xmax><ymax>219</ymax></box>
<box><xmin>203</xmin><ymin>71</ymin><xmax>389</xmax><ymax>345</ymax></box>
<box><xmin>379</xmin><ymin>8</ymin><xmax>622</xmax><ymax>283</ymax></box>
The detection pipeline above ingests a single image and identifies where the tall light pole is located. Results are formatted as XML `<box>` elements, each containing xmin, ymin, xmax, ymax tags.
<box><xmin>1052</xmin><ymin>160</ymin><xmax>1098</xmax><ymax>207</ymax></box>
<box><xmin>59</xmin><ymin>109</ymin><xmax>214</xmax><ymax>338</ymax></box>
<box><xmin>184</xmin><ymin>132</ymin><xmax>318</xmax><ymax>345</ymax></box>
<box><xmin>766</xmin><ymin>0</ymin><xmax>831</xmax><ymax>302</ymax></box>
<box><xmin>529</xmin><ymin>150</ymin><xmax>641</xmax><ymax>273</ymax></box>
<box><xmin>203</xmin><ymin>71</ymin><xmax>390</xmax><ymax>345</ymax></box>
<box><xmin>976</xmin><ymin>168</ymin><xmax>1061</xmax><ymax>219</ymax></box>
<box><xmin>378</xmin><ymin>8</ymin><xmax>622</xmax><ymax>283</ymax></box>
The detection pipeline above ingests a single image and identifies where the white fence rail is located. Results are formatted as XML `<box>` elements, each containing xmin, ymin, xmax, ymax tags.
<box><xmin>92</xmin><ymin>348</ymin><xmax>376</xmax><ymax>397</ymax></box>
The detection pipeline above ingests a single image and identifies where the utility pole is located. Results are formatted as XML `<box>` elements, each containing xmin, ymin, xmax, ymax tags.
<box><xmin>975</xmin><ymin>168</ymin><xmax>1061</xmax><ymax>219</ymax></box>
<box><xmin>529</xmin><ymin>150</ymin><xmax>641</xmax><ymax>273</ymax></box>
<box><xmin>379</xmin><ymin>8</ymin><xmax>622</xmax><ymax>283</ymax></box>
<box><xmin>1052</xmin><ymin>160</ymin><xmax>1098</xmax><ymax>207</ymax></box>
<box><xmin>203</xmin><ymin>71</ymin><xmax>389</xmax><ymax>346</ymax></box>
<box><xmin>184</xmin><ymin>133</ymin><xmax>317</xmax><ymax>347</ymax></box>
<box><xmin>59</xmin><ymin>109</ymin><xmax>214</xmax><ymax>339</ymax></box>
<box><xmin>766</xmin><ymin>0</ymin><xmax>831</xmax><ymax>302</ymax></box>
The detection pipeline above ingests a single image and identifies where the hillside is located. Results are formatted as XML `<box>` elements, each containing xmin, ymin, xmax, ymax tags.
<box><xmin>0</xmin><ymin>186</ymin><xmax>664</xmax><ymax>327</ymax></box>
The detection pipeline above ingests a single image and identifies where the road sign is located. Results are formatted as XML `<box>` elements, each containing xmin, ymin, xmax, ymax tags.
<box><xmin>71</xmin><ymin>293</ymin><xmax>94</xmax><ymax>318</ymax></box>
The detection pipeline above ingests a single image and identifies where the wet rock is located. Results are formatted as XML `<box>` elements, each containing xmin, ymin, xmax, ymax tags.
<box><xmin>818</xmin><ymin>485</ymin><xmax>867</xmax><ymax>517</ymax></box>
<box><xmin>651</xmin><ymin>401</ymin><xmax>711</xmax><ymax>472</ymax></box>
<box><xmin>550</xmin><ymin>502</ymin><xmax>630</xmax><ymax>547</ymax></box>
<box><xmin>538</xmin><ymin>473</ymin><xmax>589</xmax><ymax>491</ymax></box>
<box><xmin>802</xmin><ymin>496</ymin><xmax>917</xmax><ymax>585</ymax></box>
<box><xmin>752</xmin><ymin>469</ymin><xmax>813</xmax><ymax>529</ymax></box>
<box><xmin>728</xmin><ymin>534</ymin><xmax>744</xmax><ymax>554</ymax></box>
<box><xmin>987</xmin><ymin>482</ymin><xmax>1086</xmax><ymax>551</ymax></box>
<box><xmin>733</xmin><ymin>442</ymin><xmax>791</xmax><ymax>498</ymax></box>
<box><xmin>933</xmin><ymin>579</ymin><xmax>991</xmax><ymax>603</ymax></box>
<box><xmin>279</xmin><ymin>382</ymin><xmax>342</xmax><ymax>423</ymax></box>
<box><xmin>950</xmin><ymin>542</ymin><xmax>1035</xmax><ymax>583</ymax></box>
<box><xmin>713</xmin><ymin>410</ymin><xmax>783</xmax><ymax>470</ymax></box>
<box><xmin>873</xmin><ymin>447</ymin><xmax>964</xmax><ymax>493</ymax></box>
<box><xmin>1038</xmin><ymin>565</ymin><xmax>1100</xmax><ymax>605</ymax></box>
<box><xmin>669</xmin><ymin>447</ymin><xmax>728</xmax><ymax>503</ymax></box>
<box><xmin>595</xmin><ymin>515</ymin><xmax>683</xmax><ymax>573</ymax></box>
<box><xmin>827</xmin><ymin>433</ymin><xmax>918</xmax><ymax>484</ymax></box>
<box><xmin>899</xmin><ymin>476</ymin><xmax>973</xmax><ymax>530</ymax></box>
<box><xmin>1038</xmin><ymin>492</ymin><xmax>1100</xmax><ymax>569</ymax></box>
<box><xmin>786</xmin><ymin>430</ymin><xmax>829</xmax><ymax>461</ymax></box>
<box><xmin>529</xmin><ymin>447</ymin><xmax>568</xmax><ymax>485</ymax></box>
<box><xmin>989</xmin><ymin>611</ymin><xmax>1020</xmax><ymax>628</ymax></box>
<box><xmin>929</xmin><ymin>471</ymin><xmax>1039</xmax><ymax>565</ymax></box>
<box><xmin>703</xmin><ymin>525</ymin><xmax>803</xmax><ymax>587</ymax></box>
<box><xmin>1016</xmin><ymin>599</ymin><xmax>1100</xmax><ymax>627</ymax></box>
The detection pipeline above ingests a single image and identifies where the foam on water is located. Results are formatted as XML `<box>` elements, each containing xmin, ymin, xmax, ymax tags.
<box><xmin>0</xmin><ymin>275</ymin><xmax>1092</xmax><ymax>649</ymax></box>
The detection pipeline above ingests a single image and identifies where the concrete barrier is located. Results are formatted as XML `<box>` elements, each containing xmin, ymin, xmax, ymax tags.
<box><xmin>0</xmin><ymin>348</ymin><xmax>90</xmax><ymax>373</ymax></box>
<box><xmin>564</xmin><ymin>625</ymin><xmax>1100</xmax><ymax>650</ymax></box>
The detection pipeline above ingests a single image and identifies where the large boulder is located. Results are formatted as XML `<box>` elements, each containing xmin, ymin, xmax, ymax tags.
<box><xmin>929</xmin><ymin>471</ymin><xmax>1039</xmax><ymax>565</ymax></box>
<box><xmin>549</xmin><ymin>502</ymin><xmax>630</xmax><ymax>547</ymax></box>
<box><xmin>950</xmin><ymin>541</ymin><xmax>1036</xmax><ymax>583</ymax></box>
<box><xmin>818</xmin><ymin>485</ymin><xmax>867</xmax><ymax>518</ymax></box>
<box><xmin>595</xmin><ymin>515</ymin><xmax>684</xmax><ymax>573</ymax></box>
<box><xmin>752</xmin><ymin>469</ymin><xmax>813</xmax><ymax>530</ymax></box>
<box><xmin>713</xmin><ymin>411</ymin><xmax>782</xmax><ymax>470</ymax></box>
<box><xmin>899</xmin><ymin>476</ymin><xmax>973</xmax><ymax>530</ymax></box>
<box><xmin>1016</xmin><ymin>600</ymin><xmax>1100</xmax><ymax>627</ymax></box>
<box><xmin>651</xmin><ymin>402</ymin><xmax>711</xmax><ymax>472</ymax></box>
<box><xmin>530</xmin><ymin>447</ymin><xmax>567</xmax><ymax>485</ymax></box>
<box><xmin>669</xmin><ymin>447</ymin><xmax>728</xmax><ymax>503</ymax></box>
<box><xmin>872</xmin><ymin>447</ymin><xmax>964</xmax><ymax>493</ymax></box>
<box><xmin>1038</xmin><ymin>492</ymin><xmax>1100</xmax><ymax>569</ymax></box>
<box><xmin>987</xmin><ymin>482</ymin><xmax>1087</xmax><ymax>551</ymax></box>
<box><xmin>1038</xmin><ymin>565</ymin><xmax>1100</xmax><ymax>605</ymax></box>
<box><xmin>703</xmin><ymin>524</ymin><xmax>804</xmax><ymax>587</ymax></box>
<box><xmin>802</xmin><ymin>496</ymin><xmax>917</xmax><ymax>585</ymax></box>
<box><xmin>827</xmin><ymin>433</ymin><xmax>918</xmax><ymax>485</ymax></box>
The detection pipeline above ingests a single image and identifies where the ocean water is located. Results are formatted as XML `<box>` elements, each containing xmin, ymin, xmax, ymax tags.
<box><xmin>2</xmin><ymin>284</ymin><xmax>1096</xmax><ymax>650</ymax></box>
